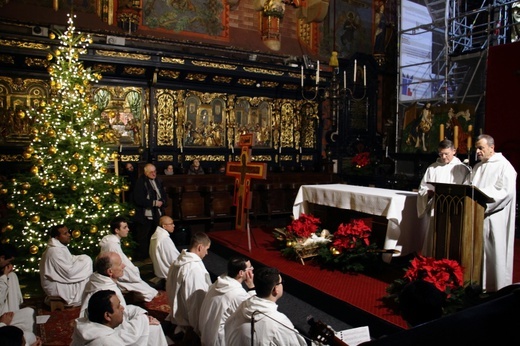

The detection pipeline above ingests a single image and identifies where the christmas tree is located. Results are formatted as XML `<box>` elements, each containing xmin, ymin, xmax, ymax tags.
<box><xmin>0</xmin><ymin>14</ymin><xmax>131</xmax><ymax>274</ymax></box>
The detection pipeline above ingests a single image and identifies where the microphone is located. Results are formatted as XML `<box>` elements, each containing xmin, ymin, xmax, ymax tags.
<box><xmin>462</xmin><ymin>159</ymin><xmax>473</xmax><ymax>185</ymax></box>
<box><xmin>251</xmin><ymin>311</ymin><xmax>258</xmax><ymax>346</ymax></box>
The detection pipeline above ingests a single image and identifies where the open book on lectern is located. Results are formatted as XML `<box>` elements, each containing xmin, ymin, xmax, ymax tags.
<box><xmin>427</xmin><ymin>182</ymin><xmax>494</xmax><ymax>205</ymax></box>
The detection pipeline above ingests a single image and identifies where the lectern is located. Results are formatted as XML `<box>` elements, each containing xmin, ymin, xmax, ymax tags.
<box><xmin>430</xmin><ymin>182</ymin><xmax>493</xmax><ymax>285</ymax></box>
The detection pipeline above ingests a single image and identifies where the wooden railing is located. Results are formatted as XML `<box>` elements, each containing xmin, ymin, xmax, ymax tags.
<box><xmin>158</xmin><ymin>172</ymin><xmax>342</xmax><ymax>230</ymax></box>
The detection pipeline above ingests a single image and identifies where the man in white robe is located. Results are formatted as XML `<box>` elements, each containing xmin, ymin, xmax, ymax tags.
<box><xmin>99</xmin><ymin>216</ymin><xmax>157</xmax><ymax>302</ymax></box>
<box><xmin>199</xmin><ymin>256</ymin><xmax>255</xmax><ymax>346</ymax></box>
<box><xmin>78</xmin><ymin>252</ymin><xmax>167</xmax><ymax>346</ymax></box>
<box><xmin>166</xmin><ymin>232</ymin><xmax>211</xmax><ymax>338</ymax></box>
<box><xmin>472</xmin><ymin>134</ymin><xmax>517</xmax><ymax>292</ymax></box>
<box><xmin>71</xmin><ymin>290</ymin><xmax>125</xmax><ymax>346</ymax></box>
<box><xmin>224</xmin><ymin>266</ymin><xmax>307</xmax><ymax>346</ymax></box>
<box><xmin>417</xmin><ymin>139</ymin><xmax>469</xmax><ymax>256</ymax></box>
<box><xmin>0</xmin><ymin>244</ymin><xmax>39</xmax><ymax>346</ymax></box>
<box><xmin>149</xmin><ymin>215</ymin><xmax>180</xmax><ymax>280</ymax></box>
<box><xmin>39</xmin><ymin>224</ymin><xmax>92</xmax><ymax>306</ymax></box>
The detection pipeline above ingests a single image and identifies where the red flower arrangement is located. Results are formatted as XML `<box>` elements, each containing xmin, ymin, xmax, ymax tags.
<box><xmin>404</xmin><ymin>255</ymin><xmax>464</xmax><ymax>297</ymax></box>
<box><xmin>351</xmin><ymin>152</ymin><xmax>371</xmax><ymax>168</ymax></box>
<box><xmin>286</xmin><ymin>213</ymin><xmax>321</xmax><ymax>238</ymax></box>
<box><xmin>332</xmin><ymin>219</ymin><xmax>372</xmax><ymax>252</ymax></box>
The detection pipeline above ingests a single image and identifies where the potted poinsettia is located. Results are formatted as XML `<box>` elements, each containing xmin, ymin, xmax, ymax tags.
<box><xmin>318</xmin><ymin>219</ymin><xmax>379</xmax><ymax>272</ymax></box>
<box><xmin>385</xmin><ymin>255</ymin><xmax>471</xmax><ymax>315</ymax></box>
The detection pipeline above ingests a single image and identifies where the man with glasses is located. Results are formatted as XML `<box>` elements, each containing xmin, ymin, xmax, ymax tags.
<box><xmin>417</xmin><ymin>139</ymin><xmax>469</xmax><ymax>256</ymax></box>
<box><xmin>39</xmin><ymin>224</ymin><xmax>93</xmax><ymax>306</ymax></box>
<box><xmin>149</xmin><ymin>216</ymin><xmax>180</xmax><ymax>286</ymax></box>
<box><xmin>199</xmin><ymin>256</ymin><xmax>255</xmax><ymax>346</ymax></box>
<box><xmin>132</xmin><ymin>163</ymin><xmax>167</xmax><ymax>260</ymax></box>
<box><xmin>225</xmin><ymin>266</ymin><xmax>306</xmax><ymax>346</ymax></box>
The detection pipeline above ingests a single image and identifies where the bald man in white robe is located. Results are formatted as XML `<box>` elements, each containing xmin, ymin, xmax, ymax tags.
<box><xmin>149</xmin><ymin>216</ymin><xmax>180</xmax><ymax>280</ymax></box>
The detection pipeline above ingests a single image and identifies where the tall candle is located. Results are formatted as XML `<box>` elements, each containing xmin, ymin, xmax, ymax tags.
<box><xmin>353</xmin><ymin>60</ymin><xmax>357</xmax><ymax>82</ymax></box>
<box><xmin>439</xmin><ymin>124</ymin><xmax>445</xmax><ymax>141</ymax></box>
<box><xmin>316</xmin><ymin>61</ymin><xmax>320</xmax><ymax>85</ymax></box>
<box><xmin>454</xmin><ymin>126</ymin><xmax>459</xmax><ymax>149</ymax></box>
<box><xmin>467</xmin><ymin>125</ymin><xmax>473</xmax><ymax>149</ymax></box>
<box><xmin>363</xmin><ymin>65</ymin><xmax>366</xmax><ymax>86</ymax></box>
<box><xmin>343</xmin><ymin>70</ymin><xmax>346</xmax><ymax>90</ymax></box>
<box><xmin>301</xmin><ymin>65</ymin><xmax>304</xmax><ymax>87</ymax></box>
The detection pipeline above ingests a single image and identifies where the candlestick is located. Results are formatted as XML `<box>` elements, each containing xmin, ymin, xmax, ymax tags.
<box><xmin>343</xmin><ymin>70</ymin><xmax>346</xmax><ymax>90</ymax></box>
<box><xmin>439</xmin><ymin>124</ymin><xmax>445</xmax><ymax>141</ymax></box>
<box><xmin>301</xmin><ymin>65</ymin><xmax>304</xmax><ymax>87</ymax></box>
<box><xmin>316</xmin><ymin>61</ymin><xmax>320</xmax><ymax>85</ymax></box>
<box><xmin>467</xmin><ymin>125</ymin><xmax>473</xmax><ymax>149</ymax></box>
<box><xmin>353</xmin><ymin>60</ymin><xmax>357</xmax><ymax>82</ymax></box>
<box><xmin>454</xmin><ymin>126</ymin><xmax>459</xmax><ymax>149</ymax></box>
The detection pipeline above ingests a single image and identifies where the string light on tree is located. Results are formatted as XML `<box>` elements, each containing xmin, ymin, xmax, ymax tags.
<box><xmin>1</xmin><ymin>13</ymin><xmax>130</xmax><ymax>274</ymax></box>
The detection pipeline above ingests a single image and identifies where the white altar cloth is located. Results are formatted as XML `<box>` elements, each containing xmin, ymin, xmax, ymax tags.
<box><xmin>293</xmin><ymin>184</ymin><xmax>427</xmax><ymax>262</ymax></box>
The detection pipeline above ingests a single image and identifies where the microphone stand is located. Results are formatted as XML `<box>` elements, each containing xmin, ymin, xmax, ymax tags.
<box><xmin>249</xmin><ymin>310</ymin><xmax>311</xmax><ymax>345</ymax></box>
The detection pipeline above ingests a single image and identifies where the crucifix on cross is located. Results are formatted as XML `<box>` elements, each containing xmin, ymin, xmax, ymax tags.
<box><xmin>226</xmin><ymin>134</ymin><xmax>267</xmax><ymax>232</ymax></box>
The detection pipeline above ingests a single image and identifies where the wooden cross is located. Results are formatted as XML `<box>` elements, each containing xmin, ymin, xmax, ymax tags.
<box><xmin>226</xmin><ymin>134</ymin><xmax>267</xmax><ymax>232</ymax></box>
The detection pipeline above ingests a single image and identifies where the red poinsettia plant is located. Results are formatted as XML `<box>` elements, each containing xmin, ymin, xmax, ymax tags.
<box><xmin>286</xmin><ymin>213</ymin><xmax>321</xmax><ymax>238</ymax></box>
<box><xmin>404</xmin><ymin>255</ymin><xmax>464</xmax><ymax>297</ymax></box>
<box><xmin>332</xmin><ymin>219</ymin><xmax>372</xmax><ymax>252</ymax></box>
<box><xmin>385</xmin><ymin>255</ymin><xmax>468</xmax><ymax>316</ymax></box>
<box><xmin>351</xmin><ymin>152</ymin><xmax>371</xmax><ymax>168</ymax></box>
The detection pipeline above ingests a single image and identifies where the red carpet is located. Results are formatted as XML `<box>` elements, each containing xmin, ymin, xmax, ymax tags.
<box><xmin>208</xmin><ymin>228</ymin><xmax>410</xmax><ymax>330</ymax></box>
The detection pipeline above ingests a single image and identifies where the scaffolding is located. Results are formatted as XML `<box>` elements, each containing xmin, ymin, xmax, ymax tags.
<box><xmin>396</xmin><ymin>0</ymin><xmax>518</xmax><ymax>138</ymax></box>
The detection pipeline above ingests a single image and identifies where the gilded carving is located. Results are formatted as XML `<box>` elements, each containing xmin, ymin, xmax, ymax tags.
<box><xmin>25</xmin><ymin>57</ymin><xmax>49</xmax><ymax>68</ymax></box>
<box><xmin>192</xmin><ymin>61</ymin><xmax>237</xmax><ymax>70</ymax></box>
<box><xmin>237</xmin><ymin>78</ymin><xmax>256</xmax><ymax>86</ymax></box>
<box><xmin>161</xmin><ymin>57</ymin><xmax>185</xmax><ymax>64</ymax></box>
<box><xmin>156</xmin><ymin>92</ymin><xmax>175</xmax><ymax>146</ymax></box>
<box><xmin>123</xmin><ymin>66</ymin><xmax>146</xmax><ymax>75</ymax></box>
<box><xmin>259</xmin><ymin>81</ymin><xmax>279</xmax><ymax>88</ymax></box>
<box><xmin>212</xmin><ymin>76</ymin><xmax>233</xmax><ymax>83</ymax></box>
<box><xmin>185</xmin><ymin>73</ymin><xmax>207</xmax><ymax>82</ymax></box>
<box><xmin>159</xmin><ymin>70</ymin><xmax>180</xmax><ymax>79</ymax></box>
<box><xmin>157</xmin><ymin>155</ymin><xmax>174</xmax><ymax>161</ymax></box>
<box><xmin>0</xmin><ymin>40</ymin><xmax>49</xmax><ymax>50</ymax></box>
<box><xmin>120</xmin><ymin>155</ymin><xmax>140</xmax><ymax>162</ymax></box>
<box><xmin>0</xmin><ymin>154</ymin><xmax>26</xmax><ymax>162</ymax></box>
<box><xmin>93</xmin><ymin>64</ymin><xmax>117</xmax><ymax>73</ymax></box>
<box><xmin>95</xmin><ymin>50</ymin><xmax>151</xmax><ymax>61</ymax></box>
<box><xmin>243</xmin><ymin>67</ymin><xmax>284</xmax><ymax>76</ymax></box>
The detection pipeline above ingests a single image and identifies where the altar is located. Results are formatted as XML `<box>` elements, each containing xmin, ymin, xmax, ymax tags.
<box><xmin>293</xmin><ymin>184</ymin><xmax>428</xmax><ymax>262</ymax></box>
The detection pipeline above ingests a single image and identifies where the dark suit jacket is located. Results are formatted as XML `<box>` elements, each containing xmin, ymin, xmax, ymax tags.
<box><xmin>132</xmin><ymin>174</ymin><xmax>168</xmax><ymax>223</ymax></box>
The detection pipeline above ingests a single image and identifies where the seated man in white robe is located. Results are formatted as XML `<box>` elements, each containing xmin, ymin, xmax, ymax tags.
<box><xmin>149</xmin><ymin>216</ymin><xmax>180</xmax><ymax>284</ymax></box>
<box><xmin>99</xmin><ymin>216</ymin><xmax>157</xmax><ymax>302</ymax></box>
<box><xmin>39</xmin><ymin>224</ymin><xmax>93</xmax><ymax>306</ymax></box>
<box><xmin>199</xmin><ymin>256</ymin><xmax>255</xmax><ymax>346</ymax></box>
<box><xmin>79</xmin><ymin>252</ymin><xmax>167</xmax><ymax>346</ymax></box>
<box><xmin>225</xmin><ymin>266</ymin><xmax>307</xmax><ymax>346</ymax></box>
<box><xmin>71</xmin><ymin>290</ymin><xmax>124</xmax><ymax>346</ymax></box>
<box><xmin>0</xmin><ymin>244</ymin><xmax>39</xmax><ymax>346</ymax></box>
<box><xmin>166</xmin><ymin>232</ymin><xmax>211</xmax><ymax>339</ymax></box>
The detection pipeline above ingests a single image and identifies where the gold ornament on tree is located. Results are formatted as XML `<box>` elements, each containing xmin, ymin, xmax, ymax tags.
<box><xmin>89</xmin><ymin>225</ymin><xmax>98</xmax><ymax>234</ymax></box>
<box><xmin>66</xmin><ymin>207</ymin><xmax>74</xmax><ymax>215</ymax></box>
<box><xmin>72</xmin><ymin>230</ymin><xmax>81</xmax><ymax>238</ymax></box>
<box><xmin>30</xmin><ymin>215</ymin><xmax>40</xmax><ymax>223</ymax></box>
<box><xmin>5</xmin><ymin>224</ymin><xmax>13</xmax><ymax>231</ymax></box>
<box><xmin>69</xmin><ymin>164</ymin><xmax>78</xmax><ymax>173</ymax></box>
<box><xmin>71</xmin><ymin>184</ymin><xmax>78</xmax><ymax>191</ymax></box>
<box><xmin>29</xmin><ymin>245</ymin><xmax>39</xmax><ymax>255</ymax></box>
<box><xmin>6</xmin><ymin>203</ymin><xmax>15</xmax><ymax>209</ymax></box>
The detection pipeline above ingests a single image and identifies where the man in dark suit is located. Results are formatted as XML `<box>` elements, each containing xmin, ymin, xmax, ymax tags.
<box><xmin>132</xmin><ymin>163</ymin><xmax>167</xmax><ymax>260</ymax></box>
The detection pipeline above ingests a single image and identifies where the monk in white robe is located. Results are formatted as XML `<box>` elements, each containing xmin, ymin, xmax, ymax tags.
<box><xmin>76</xmin><ymin>252</ymin><xmax>167</xmax><ymax>346</ymax></box>
<box><xmin>149</xmin><ymin>216</ymin><xmax>180</xmax><ymax>279</ymax></box>
<box><xmin>472</xmin><ymin>134</ymin><xmax>517</xmax><ymax>292</ymax></box>
<box><xmin>225</xmin><ymin>267</ymin><xmax>306</xmax><ymax>346</ymax></box>
<box><xmin>417</xmin><ymin>139</ymin><xmax>469</xmax><ymax>256</ymax></box>
<box><xmin>0</xmin><ymin>244</ymin><xmax>39</xmax><ymax>346</ymax></box>
<box><xmin>71</xmin><ymin>290</ymin><xmax>125</xmax><ymax>346</ymax></box>
<box><xmin>166</xmin><ymin>232</ymin><xmax>211</xmax><ymax>336</ymax></box>
<box><xmin>199</xmin><ymin>256</ymin><xmax>255</xmax><ymax>346</ymax></box>
<box><xmin>39</xmin><ymin>224</ymin><xmax>92</xmax><ymax>306</ymax></box>
<box><xmin>99</xmin><ymin>217</ymin><xmax>157</xmax><ymax>302</ymax></box>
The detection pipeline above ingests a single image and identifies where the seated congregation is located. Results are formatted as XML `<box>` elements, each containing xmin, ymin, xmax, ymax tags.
<box><xmin>1</xmin><ymin>216</ymin><xmax>312</xmax><ymax>345</ymax></box>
